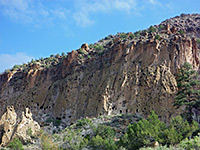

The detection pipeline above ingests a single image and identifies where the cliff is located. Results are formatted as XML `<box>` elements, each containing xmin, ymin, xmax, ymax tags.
<box><xmin>0</xmin><ymin>14</ymin><xmax>199</xmax><ymax>125</ymax></box>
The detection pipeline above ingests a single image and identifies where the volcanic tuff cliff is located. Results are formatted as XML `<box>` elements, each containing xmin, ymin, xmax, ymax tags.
<box><xmin>0</xmin><ymin>14</ymin><xmax>200</xmax><ymax>125</ymax></box>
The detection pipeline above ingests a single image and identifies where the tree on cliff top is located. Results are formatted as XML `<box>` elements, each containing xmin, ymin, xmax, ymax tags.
<box><xmin>174</xmin><ymin>62</ymin><xmax>200</xmax><ymax>120</ymax></box>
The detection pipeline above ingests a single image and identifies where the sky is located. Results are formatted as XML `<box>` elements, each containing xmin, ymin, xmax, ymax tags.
<box><xmin>0</xmin><ymin>0</ymin><xmax>200</xmax><ymax>72</ymax></box>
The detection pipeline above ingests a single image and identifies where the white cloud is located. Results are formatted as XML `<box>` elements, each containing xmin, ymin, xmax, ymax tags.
<box><xmin>0</xmin><ymin>0</ymin><xmax>168</xmax><ymax>28</ymax></box>
<box><xmin>72</xmin><ymin>0</ymin><xmax>138</xmax><ymax>27</ymax></box>
<box><xmin>148</xmin><ymin>0</ymin><xmax>157</xmax><ymax>5</ymax></box>
<box><xmin>0</xmin><ymin>0</ymin><xmax>70</xmax><ymax>27</ymax></box>
<box><xmin>0</xmin><ymin>52</ymin><xmax>33</xmax><ymax>73</ymax></box>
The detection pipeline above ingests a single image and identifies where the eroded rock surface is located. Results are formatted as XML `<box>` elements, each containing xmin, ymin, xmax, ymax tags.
<box><xmin>0</xmin><ymin>106</ymin><xmax>40</xmax><ymax>146</ymax></box>
<box><xmin>0</xmin><ymin>14</ymin><xmax>199</xmax><ymax>126</ymax></box>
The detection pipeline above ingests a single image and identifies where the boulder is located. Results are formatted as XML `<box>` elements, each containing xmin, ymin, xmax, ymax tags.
<box><xmin>81</xmin><ymin>43</ymin><xmax>89</xmax><ymax>51</ymax></box>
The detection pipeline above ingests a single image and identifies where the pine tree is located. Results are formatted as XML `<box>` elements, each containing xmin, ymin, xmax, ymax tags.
<box><xmin>174</xmin><ymin>62</ymin><xmax>200</xmax><ymax>118</ymax></box>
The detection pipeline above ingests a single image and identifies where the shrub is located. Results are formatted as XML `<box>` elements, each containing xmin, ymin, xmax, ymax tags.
<box><xmin>40</xmin><ymin>57</ymin><xmax>44</xmax><ymax>61</ymax></box>
<box><xmin>31</xmin><ymin>59</ymin><xmax>36</xmax><ymax>64</ymax></box>
<box><xmin>174</xmin><ymin>62</ymin><xmax>200</xmax><ymax>122</ymax></box>
<box><xmin>139</xmin><ymin>145</ymin><xmax>176</xmax><ymax>150</ymax></box>
<box><xmin>178</xmin><ymin>30</ymin><xmax>185</xmax><ymax>35</ymax></box>
<box><xmin>105</xmin><ymin>34</ymin><xmax>112</xmax><ymax>40</ymax></box>
<box><xmin>45</xmin><ymin>118</ymin><xmax>61</xmax><ymax>126</ymax></box>
<box><xmin>55</xmin><ymin>54</ymin><xmax>60</xmax><ymax>58</ymax></box>
<box><xmin>61</xmin><ymin>52</ymin><xmax>66</xmax><ymax>57</ymax></box>
<box><xmin>118</xmin><ymin>111</ymin><xmax>199</xmax><ymax>149</ymax></box>
<box><xmin>129</xmin><ymin>33</ymin><xmax>135</xmax><ymax>40</ymax></box>
<box><xmin>79</xmin><ymin>54</ymin><xmax>84</xmax><ymax>59</ymax></box>
<box><xmin>62</xmin><ymin>129</ymin><xmax>84</xmax><ymax>150</ymax></box>
<box><xmin>179</xmin><ymin>133</ymin><xmax>200</xmax><ymax>150</ymax></box>
<box><xmin>7</xmin><ymin>138</ymin><xmax>24</xmax><ymax>150</ymax></box>
<box><xmin>148</xmin><ymin>26</ymin><xmax>157</xmax><ymax>33</ymax></box>
<box><xmin>45</xmin><ymin>57</ymin><xmax>57</xmax><ymax>63</ymax></box>
<box><xmin>79</xmin><ymin>48</ymin><xmax>87</xmax><ymax>54</ymax></box>
<box><xmin>76</xmin><ymin>118</ymin><xmax>92</xmax><ymax>128</ymax></box>
<box><xmin>155</xmin><ymin>34</ymin><xmax>161</xmax><ymax>40</ymax></box>
<box><xmin>120</xmin><ymin>33</ymin><xmax>128</xmax><ymax>40</ymax></box>
<box><xmin>94</xmin><ymin>124</ymin><xmax>115</xmax><ymax>139</ymax></box>
<box><xmin>26</xmin><ymin>128</ymin><xmax>33</xmax><ymax>137</ymax></box>
<box><xmin>196</xmin><ymin>38</ymin><xmax>200</xmax><ymax>44</ymax></box>
<box><xmin>13</xmin><ymin>65</ymin><xmax>21</xmax><ymax>70</ymax></box>
<box><xmin>164</xmin><ymin>116</ymin><xmax>199</xmax><ymax>145</ymax></box>
<box><xmin>88</xmin><ymin>44</ymin><xmax>94</xmax><ymax>49</ymax></box>
<box><xmin>39</xmin><ymin>130</ymin><xmax>59</xmax><ymax>150</ymax></box>
<box><xmin>134</xmin><ymin>30</ymin><xmax>141</xmax><ymax>37</ymax></box>
<box><xmin>89</xmin><ymin>135</ymin><xmax>118</xmax><ymax>150</ymax></box>
<box><xmin>94</xmin><ymin>44</ymin><xmax>104</xmax><ymax>51</ymax></box>
<box><xmin>53</xmin><ymin>119</ymin><xmax>61</xmax><ymax>126</ymax></box>
<box><xmin>159</xmin><ymin>24</ymin><xmax>165</xmax><ymax>30</ymax></box>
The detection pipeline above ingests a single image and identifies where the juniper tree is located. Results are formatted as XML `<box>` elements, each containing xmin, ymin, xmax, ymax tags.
<box><xmin>174</xmin><ymin>62</ymin><xmax>200</xmax><ymax>120</ymax></box>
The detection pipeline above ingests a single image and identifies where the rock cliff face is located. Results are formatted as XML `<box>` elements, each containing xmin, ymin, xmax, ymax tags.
<box><xmin>0</xmin><ymin>14</ymin><xmax>199</xmax><ymax>125</ymax></box>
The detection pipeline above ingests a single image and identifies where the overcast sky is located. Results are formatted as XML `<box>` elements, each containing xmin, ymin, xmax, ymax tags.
<box><xmin>0</xmin><ymin>0</ymin><xmax>200</xmax><ymax>72</ymax></box>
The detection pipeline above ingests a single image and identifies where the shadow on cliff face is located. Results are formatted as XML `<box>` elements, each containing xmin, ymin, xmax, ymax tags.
<box><xmin>0</xmin><ymin>126</ymin><xmax>5</xmax><ymax>144</ymax></box>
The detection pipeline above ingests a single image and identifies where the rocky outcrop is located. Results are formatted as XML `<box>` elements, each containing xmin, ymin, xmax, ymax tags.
<box><xmin>0</xmin><ymin>106</ymin><xmax>17</xmax><ymax>146</ymax></box>
<box><xmin>0</xmin><ymin>106</ymin><xmax>40</xmax><ymax>146</ymax></box>
<box><xmin>0</xmin><ymin>14</ymin><xmax>199</xmax><ymax>126</ymax></box>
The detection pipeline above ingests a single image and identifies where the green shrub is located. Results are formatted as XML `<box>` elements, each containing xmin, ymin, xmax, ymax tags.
<box><xmin>39</xmin><ymin>130</ymin><xmax>59</xmax><ymax>150</ymax></box>
<box><xmin>7</xmin><ymin>138</ymin><xmax>24</xmax><ymax>150</ymax></box>
<box><xmin>63</xmin><ymin>129</ymin><xmax>84</xmax><ymax>150</ymax></box>
<box><xmin>56</xmin><ymin>53</ymin><xmax>60</xmax><ymax>57</ymax></box>
<box><xmin>118</xmin><ymin>111</ymin><xmax>166</xmax><ymax>149</ymax></box>
<box><xmin>155</xmin><ymin>34</ymin><xmax>161</xmax><ymax>40</ymax></box>
<box><xmin>79</xmin><ymin>48</ymin><xmax>87</xmax><ymax>54</ymax></box>
<box><xmin>13</xmin><ymin>65</ymin><xmax>21</xmax><ymax>70</ymax></box>
<box><xmin>31</xmin><ymin>59</ymin><xmax>36</xmax><ymax>64</ymax></box>
<box><xmin>26</xmin><ymin>128</ymin><xmax>33</xmax><ymax>137</ymax></box>
<box><xmin>61</xmin><ymin>52</ymin><xmax>66</xmax><ymax>57</ymax></box>
<box><xmin>118</xmin><ymin>111</ymin><xmax>199</xmax><ymax>149</ymax></box>
<box><xmin>53</xmin><ymin>119</ymin><xmax>61</xmax><ymax>126</ymax></box>
<box><xmin>40</xmin><ymin>57</ymin><xmax>44</xmax><ymax>61</ymax></box>
<box><xmin>88</xmin><ymin>44</ymin><xmax>94</xmax><ymax>49</ymax></box>
<box><xmin>196</xmin><ymin>38</ymin><xmax>200</xmax><ymax>44</ymax></box>
<box><xmin>134</xmin><ymin>30</ymin><xmax>141</xmax><ymax>37</ymax></box>
<box><xmin>140</xmin><ymin>145</ymin><xmax>176</xmax><ymax>150</ymax></box>
<box><xmin>178</xmin><ymin>30</ymin><xmax>185</xmax><ymax>35</ymax></box>
<box><xmin>45</xmin><ymin>57</ymin><xmax>57</xmax><ymax>63</ymax></box>
<box><xmin>164</xmin><ymin>116</ymin><xmax>198</xmax><ymax>145</ymax></box>
<box><xmin>76</xmin><ymin>118</ymin><xmax>92</xmax><ymax>128</ymax></box>
<box><xmin>120</xmin><ymin>33</ymin><xmax>128</xmax><ymax>40</ymax></box>
<box><xmin>79</xmin><ymin>54</ymin><xmax>84</xmax><ymax>59</ymax></box>
<box><xmin>148</xmin><ymin>26</ymin><xmax>157</xmax><ymax>33</ymax></box>
<box><xmin>89</xmin><ymin>135</ymin><xmax>118</xmax><ymax>150</ymax></box>
<box><xmin>45</xmin><ymin>118</ymin><xmax>61</xmax><ymax>126</ymax></box>
<box><xmin>94</xmin><ymin>44</ymin><xmax>104</xmax><ymax>51</ymax></box>
<box><xmin>129</xmin><ymin>33</ymin><xmax>135</xmax><ymax>40</ymax></box>
<box><xmin>105</xmin><ymin>34</ymin><xmax>112</xmax><ymax>40</ymax></box>
<box><xmin>94</xmin><ymin>124</ymin><xmax>115</xmax><ymax>139</ymax></box>
<box><xmin>159</xmin><ymin>24</ymin><xmax>165</xmax><ymax>30</ymax></box>
<box><xmin>179</xmin><ymin>133</ymin><xmax>200</xmax><ymax>150</ymax></box>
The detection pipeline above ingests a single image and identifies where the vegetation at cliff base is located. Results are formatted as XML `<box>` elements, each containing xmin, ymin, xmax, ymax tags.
<box><xmin>174</xmin><ymin>62</ymin><xmax>200</xmax><ymax>121</ymax></box>
<box><xmin>7</xmin><ymin>138</ymin><xmax>24</xmax><ymax>150</ymax></box>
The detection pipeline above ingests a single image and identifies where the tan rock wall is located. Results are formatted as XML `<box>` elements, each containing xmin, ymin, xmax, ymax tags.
<box><xmin>0</xmin><ymin>36</ymin><xmax>199</xmax><ymax>125</ymax></box>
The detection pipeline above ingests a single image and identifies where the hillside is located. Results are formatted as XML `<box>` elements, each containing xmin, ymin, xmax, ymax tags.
<box><xmin>0</xmin><ymin>13</ymin><xmax>200</xmax><ymax>127</ymax></box>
